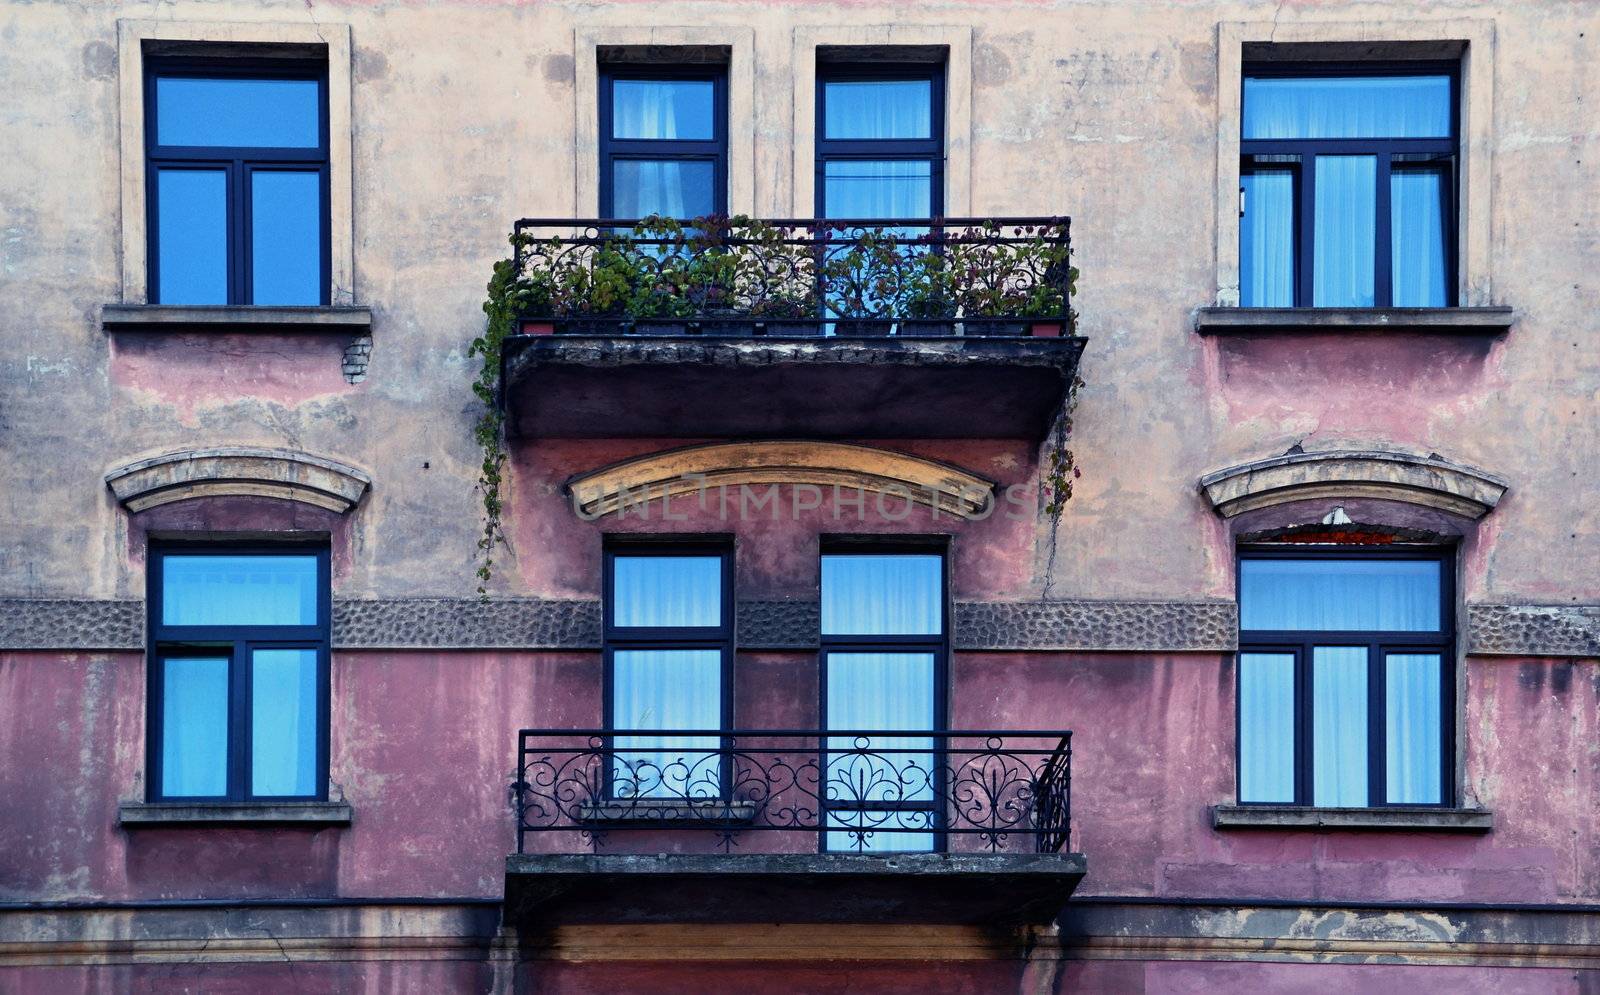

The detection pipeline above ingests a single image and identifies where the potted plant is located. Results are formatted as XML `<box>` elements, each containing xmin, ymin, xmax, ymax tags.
<box><xmin>824</xmin><ymin>229</ymin><xmax>900</xmax><ymax>336</ymax></box>
<box><xmin>951</xmin><ymin>222</ymin><xmax>1076</xmax><ymax>336</ymax></box>
<box><xmin>899</xmin><ymin>248</ymin><xmax>956</xmax><ymax>336</ymax></box>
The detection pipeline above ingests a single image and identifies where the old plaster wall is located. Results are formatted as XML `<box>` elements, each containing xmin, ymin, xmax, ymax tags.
<box><xmin>0</xmin><ymin>0</ymin><xmax>1596</xmax><ymax>605</ymax></box>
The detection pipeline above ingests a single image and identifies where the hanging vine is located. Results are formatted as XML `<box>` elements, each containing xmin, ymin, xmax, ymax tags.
<box><xmin>1039</xmin><ymin>371</ymin><xmax>1085</xmax><ymax>598</ymax></box>
<box><xmin>468</xmin><ymin>236</ymin><xmax>528</xmax><ymax>595</ymax></box>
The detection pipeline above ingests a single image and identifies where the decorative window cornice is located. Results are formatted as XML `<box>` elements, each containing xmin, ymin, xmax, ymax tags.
<box><xmin>105</xmin><ymin>447</ymin><xmax>371</xmax><ymax>514</ymax></box>
<box><xmin>1200</xmin><ymin>449</ymin><xmax>1508</xmax><ymax>519</ymax></box>
<box><xmin>565</xmin><ymin>441</ymin><xmax>995</xmax><ymax>520</ymax></box>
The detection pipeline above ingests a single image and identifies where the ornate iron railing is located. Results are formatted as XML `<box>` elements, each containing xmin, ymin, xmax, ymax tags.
<box><xmin>508</xmin><ymin>216</ymin><xmax>1075</xmax><ymax>337</ymax></box>
<box><xmin>511</xmin><ymin>729</ymin><xmax>1072</xmax><ymax>854</ymax></box>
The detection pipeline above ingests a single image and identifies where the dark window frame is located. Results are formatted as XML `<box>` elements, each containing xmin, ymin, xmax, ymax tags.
<box><xmin>146</xmin><ymin>542</ymin><xmax>332</xmax><ymax>803</ymax></box>
<box><xmin>814</xmin><ymin>60</ymin><xmax>946</xmax><ymax>219</ymax></box>
<box><xmin>601</xmin><ymin>538</ymin><xmax>736</xmax><ymax>800</ymax></box>
<box><xmin>597</xmin><ymin>63</ymin><xmax>728</xmax><ymax>219</ymax></box>
<box><xmin>144</xmin><ymin>56</ymin><xmax>332</xmax><ymax>306</ymax></box>
<box><xmin>1239</xmin><ymin>60</ymin><xmax>1460</xmax><ymax>308</ymax></box>
<box><xmin>1235</xmin><ymin>545</ymin><xmax>1456</xmax><ymax>809</ymax></box>
<box><xmin>818</xmin><ymin>537</ymin><xmax>951</xmax><ymax>852</ymax></box>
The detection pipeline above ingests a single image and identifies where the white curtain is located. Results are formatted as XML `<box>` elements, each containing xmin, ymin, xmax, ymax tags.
<box><xmin>1386</xmin><ymin>653</ymin><xmax>1443</xmax><ymax>803</ymax></box>
<box><xmin>612</xmin><ymin>555</ymin><xmax>722</xmax><ymax>628</ymax></box>
<box><xmin>161</xmin><ymin>656</ymin><xmax>230</xmax><ymax>797</ymax></box>
<box><xmin>613</xmin><ymin>79</ymin><xmax>711</xmax><ymax>140</ymax></box>
<box><xmin>162</xmin><ymin>555</ymin><xmax>318</xmax><ymax>627</ymax></box>
<box><xmin>823</xmin><ymin>80</ymin><xmax>932</xmax><ymax>140</ymax></box>
<box><xmin>1312</xmin><ymin>646</ymin><xmax>1368</xmax><ymax>807</ymax></box>
<box><xmin>825</xmin><ymin>651</ymin><xmax>935</xmax><ymax>852</ymax></box>
<box><xmin>611</xmin><ymin>79</ymin><xmax>715</xmax><ymax>220</ymax></box>
<box><xmin>1392</xmin><ymin>166</ymin><xmax>1449</xmax><ymax>306</ymax></box>
<box><xmin>821</xmin><ymin>554</ymin><xmax>941</xmax><ymax>636</ymax></box>
<box><xmin>1313</xmin><ymin>155</ymin><xmax>1377</xmax><ymax>306</ymax></box>
<box><xmin>1238</xmin><ymin>652</ymin><xmax>1296</xmax><ymax>803</ymax></box>
<box><xmin>1242</xmin><ymin>75</ymin><xmax>1451</xmax><ymax>140</ymax></box>
<box><xmin>822</xmin><ymin>161</ymin><xmax>931</xmax><ymax>219</ymax></box>
<box><xmin>1240</xmin><ymin>168</ymin><xmax>1295</xmax><ymax>307</ymax></box>
<box><xmin>251</xmin><ymin>648</ymin><xmax>318</xmax><ymax>797</ymax></box>
<box><xmin>612</xmin><ymin>649</ymin><xmax>722</xmax><ymax>798</ymax></box>
<box><xmin>1240</xmin><ymin>559</ymin><xmax>1439</xmax><ymax>632</ymax></box>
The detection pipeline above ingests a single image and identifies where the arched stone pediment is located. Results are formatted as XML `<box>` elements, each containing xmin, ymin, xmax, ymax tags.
<box><xmin>567</xmin><ymin>441</ymin><xmax>996</xmax><ymax>519</ymax></box>
<box><xmin>106</xmin><ymin>447</ymin><xmax>371</xmax><ymax>514</ymax></box>
<box><xmin>1200</xmin><ymin>449</ymin><xmax>1507</xmax><ymax>520</ymax></box>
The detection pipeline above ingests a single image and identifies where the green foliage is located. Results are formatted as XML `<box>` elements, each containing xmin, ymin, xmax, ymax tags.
<box><xmin>467</xmin><ymin>238</ymin><xmax>527</xmax><ymax>595</ymax></box>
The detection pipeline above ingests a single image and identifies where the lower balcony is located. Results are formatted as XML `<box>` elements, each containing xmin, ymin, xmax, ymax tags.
<box><xmin>505</xmin><ymin>730</ymin><xmax>1086</xmax><ymax>926</ymax></box>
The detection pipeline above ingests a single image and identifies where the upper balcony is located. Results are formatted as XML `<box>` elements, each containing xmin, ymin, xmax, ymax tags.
<box><xmin>498</xmin><ymin>217</ymin><xmax>1085</xmax><ymax>440</ymax></box>
<box><xmin>504</xmin><ymin>729</ymin><xmax>1084</xmax><ymax>926</ymax></box>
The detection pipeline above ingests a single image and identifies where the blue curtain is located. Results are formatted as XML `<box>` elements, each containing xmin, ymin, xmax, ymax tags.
<box><xmin>250</xmin><ymin>648</ymin><xmax>319</xmax><ymax>797</ymax></box>
<box><xmin>1313</xmin><ymin>155</ymin><xmax>1376</xmax><ymax>306</ymax></box>
<box><xmin>1238</xmin><ymin>652</ymin><xmax>1296</xmax><ymax>803</ymax></box>
<box><xmin>612</xmin><ymin>649</ymin><xmax>722</xmax><ymax>798</ymax></box>
<box><xmin>1392</xmin><ymin>166</ymin><xmax>1449</xmax><ymax>306</ymax></box>
<box><xmin>1242</xmin><ymin>75</ymin><xmax>1451</xmax><ymax>140</ymax></box>
<box><xmin>1312</xmin><ymin>646</ymin><xmax>1368</xmax><ymax>807</ymax></box>
<box><xmin>823</xmin><ymin>80</ymin><xmax>932</xmax><ymax>140</ymax></box>
<box><xmin>1240</xmin><ymin>168</ymin><xmax>1295</xmax><ymax>307</ymax></box>
<box><xmin>612</xmin><ymin>79</ymin><xmax>714</xmax><ymax>140</ymax></box>
<box><xmin>161</xmin><ymin>656</ymin><xmax>230</xmax><ymax>797</ymax></box>
<box><xmin>162</xmin><ymin>555</ymin><xmax>319</xmax><ymax>627</ymax></box>
<box><xmin>1240</xmin><ymin>559</ymin><xmax>1440</xmax><ymax>632</ymax></box>
<box><xmin>612</xmin><ymin>555</ymin><xmax>722</xmax><ymax>628</ymax></box>
<box><xmin>825</xmin><ymin>651</ymin><xmax>935</xmax><ymax>852</ymax></box>
<box><xmin>1386</xmin><ymin>653</ymin><xmax>1443</xmax><ymax>803</ymax></box>
<box><xmin>821</xmin><ymin>554</ymin><xmax>941</xmax><ymax>636</ymax></box>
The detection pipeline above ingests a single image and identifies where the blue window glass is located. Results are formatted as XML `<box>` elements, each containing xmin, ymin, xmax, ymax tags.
<box><xmin>1238</xmin><ymin>652</ymin><xmax>1296</xmax><ymax>803</ymax></box>
<box><xmin>612</xmin><ymin>160</ymin><xmax>717</xmax><ymax>221</ymax></box>
<box><xmin>822</xmin><ymin>160</ymin><xmax>932</xmax><ymax>219</ymax></box>
<box><xmin>151</xmin><ymin>548</ymin><xmax>328</xmax><ymax>803</ymax></box>
<box><xmin>1311</xmin><ymin>646</ymin><xmax>1368</xmax><ymax>807</ymax></box>
<box><xmin>155</xmin><ymin>76</ymin><xmax>320</xmax><ymax>148</ymax></box>
<box><xmin>155</xmin><ymin>168</ymin><xmax>229</xmax><ymax>305</ymax></box>
<box><xmin>1386</xmin><ymin>653</ymin><xmax>1443</xmax><ymax>804</ymax></box>
<box><xmin>611</xmin><ymin>555</ymin><xmax>722</xmax><ymax>628</ymax></box>
<box><xmin>160</xmin><ymin>656</ymin><xmax>230</xmax><ymax>798</ymax></box>
<box><xmin>1239</xmin><ymin>558</ymin><xmax>1440</xmax><ymax>632</ymax></box>
<box><xmin>612</xmin><ymin>79</ymin><xmax>714</xmax><ymax>140</ymax></box>
<box><xmin>162</xmin><ymin>554</ymin><xmax>319</xmax><ymax>627</ymax></box>
<box><xmin>823</xmin><ymin>80</ymin><xmax>933</xmax><ymax>139</ymax></box>
<box><xmin>147</xmin><ymin>62</ymin><xmax>328</xmax><ymax>305</ymax></box>
<box><xmin>1239</xmin><ymin>68</ymin><xmax>1455</xmax><ymax>307</ymax></box>
<box><xmin>250</xmin><ymin>171</ymin><xmax>322</xmax><ymax>305</ymax></box>
<box><xmin>821</xmin><ymin>554</ymin><xmax>942</xmax><ymax>635</ymax></box>
<box><xmin>251</xmin><ymin>648</ymin><xmax>320</xmax><ymax>797</ymax></box>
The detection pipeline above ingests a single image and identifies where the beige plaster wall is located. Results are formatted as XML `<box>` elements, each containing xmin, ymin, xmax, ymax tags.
<box><xmin>0</xmin><ymin>0</ymin><xmax>1596</xmax><ymax>604</ymax></box>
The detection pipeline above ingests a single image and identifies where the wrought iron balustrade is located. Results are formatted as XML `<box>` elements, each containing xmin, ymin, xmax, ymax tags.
<box><xmin>508</xmin><ymin>216</ymin><xmax>1075</xmax><ymax>337</ymax></box>
<box><xmin>511</xmin><ymin>729</ymin><xmax>1072</xmax><ymax>854</ymax></box>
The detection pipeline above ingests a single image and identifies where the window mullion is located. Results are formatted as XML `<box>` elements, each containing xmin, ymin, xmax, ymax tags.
<box><xmin>1374</xmin><ymin>153</ymin><xmax>1394</xmax><ymax>307</ymax></box>
<box><xmin>229</xmin><ymin>639</ymin><xmax>248</xmax><ymax>801</ymax></box>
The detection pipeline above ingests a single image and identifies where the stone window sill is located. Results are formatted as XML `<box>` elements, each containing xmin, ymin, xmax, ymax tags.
<box><xmin>102</xmin><ymin>304</ymin><xmax>373</xmax><ymax>333</ymax></box>
<box><xmin>1213</xmin><ymin>804</ymin><xmax>1492</xmax><ymax>833</ymax></box>
<box><xmin>118</xmin><ymin>800</ymin><xmax>353</xmax><ymax>828</ymax></box>
<box><xmin>1194</xmin><ymin>306</ymin><xmax>1514</xmax><ymax>336</ymax></box>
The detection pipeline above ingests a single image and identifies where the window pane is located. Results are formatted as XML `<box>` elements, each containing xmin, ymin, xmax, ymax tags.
<box><xmin>160</xmin><ymin>656</ymin><xmax>229</xmax><ymax>797</ymax></box>
<box><xmin>161</xmin><ymin>555</ymin><xmax>319</xmax><ymax>627</ymax></box>
<box><xmin>1312</xmin><ymin>155</ymin><xmax>1376</xmax><ymax>306</ymax></box>
<box><xmin>612</xmin><ymin>555</ymin><xmax>722</xmax><ymax>628</ymax></box>
<box><xmin>1243</xmin><ymin>75</ymin><xmax>1452</xmax><ymax>139</ymax></box>
<box><xmin>1312</xmin><ymin>646</ymin><xmax>1369</xmax><ymax>807</ymax></box>
<box><xmin>1240</xmin><ymin>167</ymin><xmax>1296</xmax><ymax>307</ymax></box>
<box><xmin>155</xmin><ymin>77</ymin><xmax>320</xmax><ymax>148</ymax></box>
<box><xmin>612</xmin><ymin>159</ymin><xmax>716</xmax><ymax>219</ymax></box>
<box><xmin>1240</xmin><ymin>558</ymin><xmax>1441</xmax><ymax>632</ymax></box>
<box><xmin>251</xmin><ymin>649</ymin><xmax>319</xmax><ymax>796</ymax></box>
<box><xmin>824</xmin><ymin>80</ymin><xmax>933</xmax><ymax>139</ymax></box>
<box><xmin>1238</xmin><ymin>652</ymin><xmax>1296</xmax><ymax>803</ymax></box>
<box><xmin>826</xmin><ymin>809</ymin><xmax>936</xmax><ymax>853</ymax></box>
<box><xmin>612</xmin><ymin>649</ymin><xmax>721</xmax><ymax>797</ymax></box>
<box><xmin>250</xmin><ymin>171</ymin><xmax>322</xmax><ymax>305</ymax></box>
<box><xmin>822</xmin><ymin>160</ymin><xmax>931</xmax><ymax>218</ymax></box>
<box><xmin>612</xmin><ymin>79</ymin><xmax>714</xmax><ymax>140</ymax></box>
<box><xmin>822</xmin><ymin>554</ymin><xmax>942</xmax><ymax>635</ymax></box>
<box><xmin>155</xmin><ymin>168</ymin><xmax>228</xmax><ymax>305</ymax></box>
<box><xmin>1386</xmin><ymin>653</ymin><xmax>1443</xmax><ymax>804</ymax></box>
<box><xmin>1392</xmin><ymin>165</ymin><xmax>1449</xmax><ymax>307</ymax></box>
<box><xmin>827</xmin><ymin>652</ymin><xmax>936</xmax><ymax>850</ymax></box>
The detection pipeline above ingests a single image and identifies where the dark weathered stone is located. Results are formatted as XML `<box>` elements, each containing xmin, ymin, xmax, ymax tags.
<box><xmin>737</xmin><ymin>600</ymin><xmax>820</xmax><ymax>649</ymax></box>
<box><xmin>1193</xmin><ymin>306</ymin><xmax>1515</xmax><ymax>335</ymax></box>
<box><xmin>1468</xmin><ymin>604</ymin><xmax>1600</xmax><ymax>657</ymax></box>
<box><xmin>331</xmin><ymin>598</ymin><xmax>603</xmax><ymax>649</ymax></box>
<box><xmin>117</xmin><ymin>801</ymin><xmax>353</xmax><ymax>826</ymax></box>
<box><xmin>0</xmin><ymin>599</ymin><xmax>143</xmax><ymax>650</ymax></box>
<box><xmin>955</xmin><ymin>600</ymin><xmax>1238</xmax><ymax>651</ymax></box>
<box><xmin>1211</xmin><ymin>805</ymin><xmax>1492</xmax><ymax>832</ymax></box>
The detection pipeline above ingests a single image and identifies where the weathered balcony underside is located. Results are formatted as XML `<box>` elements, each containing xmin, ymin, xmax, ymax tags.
<box><xmin>501</xmin><ymin>334</ymin><xmax>1086</xmax><ymax>438</ymax></box>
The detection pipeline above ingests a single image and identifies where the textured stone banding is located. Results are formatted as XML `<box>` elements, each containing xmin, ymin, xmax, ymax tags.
<box><xmin>1466</xmin><ymin>604</ymin><xmax>1600</xmax><ymax>657</ymax></box>
<box><xmin>106</xmin><ymin>447</ymin><xmax>372</xmax><ymax>514</ymax></box>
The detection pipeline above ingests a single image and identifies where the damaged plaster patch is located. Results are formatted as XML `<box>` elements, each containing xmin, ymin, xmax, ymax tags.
<box><xmin>343</xmin><ymin>336</ymin><xmax>373</xmax><ymax>384</ymax></box>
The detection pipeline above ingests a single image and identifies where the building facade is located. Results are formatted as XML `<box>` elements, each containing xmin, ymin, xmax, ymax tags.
<box><xmin>1</xmin><ymin>1</ymin><xmax>1598</xmax><ymax>992</ymax></box>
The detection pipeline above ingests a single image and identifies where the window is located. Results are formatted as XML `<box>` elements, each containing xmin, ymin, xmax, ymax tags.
<box><xmin>598</xmin><ymin>65</ymin><xmax>726</xmax><ymax>219</ymax></box>
<box><xmin>820</xmin><ymin>546</ymin><xmax>947</xmax><ymax>852</ymax></box>
<box><xmin>1239</xmin><ymin>65</ymin><xmax>1457</xmax><ymax>308</ymax></box>
<box><xmin>1237</xmin><ymin>550</ymin><xmax>1454</xmax><ymax>808</ymax></box>
<box><xmin>148</xmin><ymin>546</ymin><xmax>331</xmax><ymax>801</ymax></box>
<box><xmin>145</xmin><ymin>58</ymin><xmax>330</xmax><ymax>306</ymax></box>
<box><xmin>603</xmin><ymin>542</ymin><xmax>733</xmax><ymax>797</ymax></box>
<box><xmin>815</xmin><ymin>62</ymin><xmax>944</xmax><ymax>219</ymax></box>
